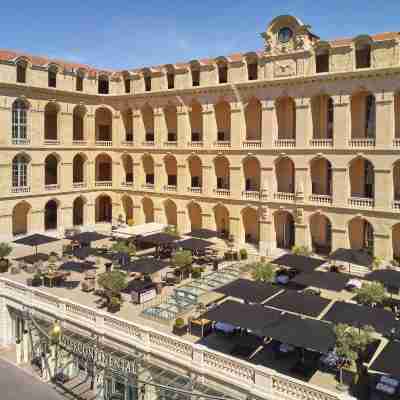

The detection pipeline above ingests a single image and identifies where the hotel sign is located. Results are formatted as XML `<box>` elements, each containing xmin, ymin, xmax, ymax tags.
<box><xmin>60</xmin><ymin>335</ymin><xmax>136</xmax><ymax>375</ymax></box>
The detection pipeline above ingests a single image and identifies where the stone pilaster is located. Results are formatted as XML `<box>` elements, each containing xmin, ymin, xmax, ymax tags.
<box><xmin>294</xmin><ymin>97</ymin><xmax>311</xmax><ymax>148</ymax></box>
<box><xmin>332</xmin><ymin>94</ymin><xmax>350</xmax><ymax>148</ymax></box>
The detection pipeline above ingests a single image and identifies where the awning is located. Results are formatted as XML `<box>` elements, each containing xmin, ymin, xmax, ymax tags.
<box><xmin>14</xmin><ymin>233</ymin><xmax>60</xmax><ymax>255</ymax></box>
<box><xmin>122</xmin><ymin>258</ymin><xmax>168</xmax><ymax>275</ymax></box>
<box><xmin>324</xmin><ymin>301</ymin><xmax>399</xmax><ymax>334</ymax></box>
<box><xmin>177</xmin><ymin>238</ymin><xmax>215</xmax><ymax>251</ymax></box>
<box><xmin>201</xmin><ymin>300</ymin><xmax>283</xmax><ymax>336</ymax></box>
<box><xmin>261</xmin><ymin>313</ymin><xmax>336</xmax><ymax>354</ymax></box>
<box><xmin>292</xmin><ymin>271</ymin><xmax>355</xmax><ymax>292</ymax></box>
<box><xmin>365</xmin><ymin>270</ymin><xmax>400</xmax><ymax>290</ymax></box>
<box><xmin>329</xmin><ymin>248</ymin><xmax>373</xmax><ymax>268</ymax></box>
<box><xmin>139</xmin><ymin>233</ymin><xmax>180</xmax><ymax>246</ymax></box>
<box><xmin>369</xmin><ymin>341</ymin><xmax>400</xmax><ymax>377</ymax></box>
<box><xmin>271</xmin><ymin>254</ymin><xmax>325</xmax><ymax>273</ymax></box>
<box><xmin>68</xmin><ymin>231</ymin><xmax>109</xmax><ymax>244</ymax></box>
<box><xmin>215</xmin><ymin>279</ymin><xmax>283</xmax><ymax>303</ymax></box>
<box><xmin>264</xmin><ymin>290</ymin><xmax>332</xmax><ymax>318</ymax></box>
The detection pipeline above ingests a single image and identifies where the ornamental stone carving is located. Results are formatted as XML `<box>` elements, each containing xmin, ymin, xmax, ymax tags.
<box><xmin>274</xmin><ymin>59</ymin><xmax>296</xmax><ymax>77</ymax></box>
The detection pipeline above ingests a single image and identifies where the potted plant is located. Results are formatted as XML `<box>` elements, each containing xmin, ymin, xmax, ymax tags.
<box><xmin>97</xmin><ymin>270</ymin><xmax>128</xmax><ymax>313</ymax></box>
<box><xmin>0</xmin><ymin>243</ymin><xmax>12</xmax><ymax>272</ymax></box>
<box><xmin>31</xmin><ymin>272</ymin><xmax>42</xmax><ymax>287</ymax></box>
<box><xmin>173</xmin><ymin>317</ymin><xmax>187</xmax><ymax>336</ymax></box>
<box><xmin>127</xmin><ymin>219</ymin><xmax>134</xmax><ymax>227</ymax></box>
<box><xmin>292</xmin><ymin>245</ymin><xmax>311</xmax><ymax>256</ymax></box>
<box><xmin>239</xmin><ymin>248</ymin><xmax>248</xmax><ymax>260</ymax></box>
<box><xmin>250</xmin><ymin>262</ymin><xmax>276</xmax><ymax>283</ymax></box>
<box><xmin>172</xmin><ymin>250</ymin><xmax>193</xmax><ymax>280</ymax></box>
<box><xmin>108</xmin><ymin>297</ymin><xmax>121</xmax><ymax>313</ymax></box>
<box><xmin>355</xmin><ymin>281</ymin><xmax>387</xmax><ymax>307</ymax></box>
<box><xmin>191</xmin><ymin>267</ymin><xmax>202</xmax><ymax>279</ymax></box>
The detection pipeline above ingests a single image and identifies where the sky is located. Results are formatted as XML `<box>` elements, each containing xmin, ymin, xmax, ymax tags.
<box><xmin>1</xmin><ymin>1</ymin><xmax>399</xmax><ymax>70</ymax></box>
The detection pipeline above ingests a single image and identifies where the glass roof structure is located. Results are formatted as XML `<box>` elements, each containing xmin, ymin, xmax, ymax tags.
<box><xmin>142</xmin><ymin>264</ymin><xmax>241</xmax><ymax>321</ymax></box>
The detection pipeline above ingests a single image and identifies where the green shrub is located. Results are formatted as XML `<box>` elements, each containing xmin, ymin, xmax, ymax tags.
<box><xmin>356</xmin><ymin>281</ymin><xmax>387</xmax><ymax>306</ymax></box>
<box><xmin>249</xmin><ymin>262</ymin><xmax>276</xmax><ymax>282</ymax></box>
<box><xmin>191</xmin><ymin>268</ymin><xmax>202</xmax><ymax>279</ymax></box>
<box><xmin>175</xmin><ymin>317</ymin><xmax>185</xmax><ymax>328</ymax></box>
<box><xmin>292</xmin><ymin>245</ymin><xmax>311</xmax><ymax>256</ymax></box>
<box><xmin>239</xmin><ymin>249</ymin><xmax>248</xmax><ymax>260</ymax></box>
<box><xmin>0</xmin><ymin>243</ymin><xmax>12</xmax><ymax>260</ymax></box>
<box><xmin>172</xmin><ymin>250</ymin><xmax>192</xmax><ymax>268</ymax></box>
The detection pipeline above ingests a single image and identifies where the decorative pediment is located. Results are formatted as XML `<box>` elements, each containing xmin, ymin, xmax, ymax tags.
<box><xmin>261</xmin><ymin>15</ymin><xmax>319</xmax><ymax>55</ymax></box>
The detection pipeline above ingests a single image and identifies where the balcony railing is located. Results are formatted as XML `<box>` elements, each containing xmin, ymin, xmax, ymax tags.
<box><xmin>10</xmin><ymin>186</ymin><xmax>30</xmax><ymax>193</ymax></box>
<box><xmin>393</xmin><ymin>138</ymin><xmax>400</xmax><ymax>148</ymax></box>
<box><xmin>142</xmin><ymin>141</ymin><xmax>155</xmax><ymax>146</ymax></box>
<box><xmin>44</xmin><ymin>139</ymin><xmax>60</xmax><ymax>145</ymax></box>
<box><xmin>164</xmin><ymin>185</ymin><xmax>177</xmax><ymax>192</ymax></box>
<box><xmin>274</xmin><ymin>139</ymin><xmax>296</xmax><ymax>148</ymax></box>
<box><xmin>274</xmin><ymin>192</ymin><xmax>295</xmax><ymax>201</ymax></box>
<box><xmin>12</xmin><ymin>138</ymin><xmax>30</xmax><ymax>145</ymax></box>
<box><xmin>309</xmin><ymin>194</ymin><xmax>333</xmax><ymax>204</ymax></box>
<box><xmin>348</xmin><ymin>138</ymin><xmax>375</xmax><ymax>148</ymax></box>
<box><xmin>242</xmin><ymin>190</ymin><xmax>261</xmax><ymax>200</ymax></box>
<box><xmin>348</xmin><ymin>197</ymin><xmax>374</xmax><ymax>208</ymax></box>
<box><xmin>72</xmin><ymin>182</ymin><xmax>87</xmax><ymax>189</ymax></box>
<box><xmin>393</xmin><ymin>200</ymin><xmax>400</xmax><ymax>210</ymax></box>
<box><xmin>45</xmin><ymin>184</ymin><xmax>60</xmax><ymax>191</ymax></box>
<box><xmin>309</xmin><ymin>138</ymin><xmax>333</xmax><ymax>148</ymax></box>
<box><xmin>142</xmin><ymin>183</ymin><xmax>155</xmax><ymax>190</ymax></box>
<box><xmin>121</xmin><ymin>181</ymin><xmax>134</xmax><ymax>187</ymax></box>
<box><xmin>242</xmin><ymin>140</ymin><xmax>262</xmax><ymax>149</ymax></box>
<box><xmin>187</xmin><ymin>141</ymin><xmax>203</xmax><ymax>148</ymax></box>
<box><xmin>95</xmin><ymin>140</ymin><xmax>112</xmax><ymax>147</ymax></box>
<box><xmin>72</xmin><ymin>140</ymin><xmax>87</xmax><ymax>145</ymax></box>
<box><xmin>121</xmin><ymin>140</ymin><xmax>134</xmax><ymax>146</ymax></box>
<box><xmin>214</xmin><ymin>140</ymin><xmax>231</xmax><ymax>148</ymax></box>
<box><xmin>95</xmin><ymin>180</ymin><xmax>112</xmax><ymax>187</ymax></box>
<box><xmin>188</xmin><ymin>186</ymin><xmax>202</xmax><ymax>193</ymax></box>
<box><xmin>164</xmin><ymin>141</ymin><xmax>177</xmax><ymax>147</ymax></box>
<box><xmin>214</xmin><ymin>188</ymin><xmax>230</xmax><ymax>197</ymax></box>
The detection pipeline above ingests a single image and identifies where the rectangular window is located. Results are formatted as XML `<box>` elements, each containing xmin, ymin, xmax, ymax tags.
<box><xmin>192</xmin><ymin>69</ymin><xmax>200</xmax><ymax>87</ymax></box>
<box><xmin>168</xmin><ymin>175</ymin><xmax>177</xmax><ymax>186</ymax></box>
<box><xmin>13</xmin><ymin>163</ymin><xmax>27</xmax><ymax>187</ymax></box>
<box><xmin>76</xmin><ymin>76</ymin><xmax>83</xmax><ymax>91</ymax></box>
<box><xmin>144</xmin><ymin>76</ymin><xmax>151</xmax><ymax>92</ymax></box>
<box><xmin>16</xmin><ymin>64</ymin><xmax>26</xmax><ymax>83</ymax></box>
<box><xmin>124</xmin><ymin>79</ymin><xmax>131</xmax><ymax>93</ymax></box>
<box><xmin>191</xmin><ymin>176</ymin><xmax>200</xmax><ymax>187</ymax></box>
<box><xmin>98</xmin><ymin>125</ymin><xmax>111</xmax><ymax>141</ymax></box>
<box><xmin>316</xmin><ymin>53</ymin><xmax>329</xmax><ymax>73</ymax></box>
<box><xmin>191</xmin><ymin>131</ymin><xmax>200</xmax><ymax>142</ymax></box>
<box><xmin>146</xmin><ymin>174</ymin><xmax>154</xmax><ymax>184</ymax></box>
<box><xmin>145</xmin><ymin>132</ymin><xmax>154</xmax><ymax>142</ymax></box>
<box><xmin>98</xmin><ymin>79</ymin><xmax>109</xmax><ymax>94</ymax></box>
<box><xmin>167</xmin><ymin>73</ymin><xmax>175</xmax><ymax>89</ymax></box>
<box><xmin>217</xmin><ymin>131</ymin><xmax>226</xmax><ymax>141</ymax></box>
<box><xmin>126</xmin><ymin>172</ymin><xmax>133</xmax><ymax>183</ymax></box>
<box><xmin>247</xmin><ymin>63</ymin><xmax>258</xmax><ymax>80</ymax></box>
<box><xmin>167</xmin><ymin>132</ymin><xmax>176</xmax><ymax>142</ymax></box>
<box><xmin>126</xmin><ymin>131</ymin><xmax>133</xmax><ymax>142</ymax></box>
<box><xmin>12</xmin><ymin>108</ymin><xmax>27</xmax><ymax>139</ymax></box>
<box><xmin>48</xmin><ymin>71</ymin><xmax>57</xmax><ymax>88</ymax></box>
<box><xmin>356</xmin><ymin>46</ymin><xmax>371</xmax><ymax>69</ymax></box>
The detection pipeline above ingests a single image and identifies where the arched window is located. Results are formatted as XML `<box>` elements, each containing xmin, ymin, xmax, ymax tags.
<box><xmin>217</xmin><ymin>62</ymin><xmax>228</xmax><ymax>84</ymax></box>
<box><xmin>316</xmin><ymin>49</ymin><xmax>329</xmax><ymax>73</ymax></box>
<box><xmin>12</xmin><ymin>154</ymin><xmax>29</xmax><ymax>188</ymax></box>
<box><xmin>12</xmin><ymin>100</ymin><xmax>28</xmax><ymax>144</ymax></box>
<box><xmin>98</xmin><ymin>75</ymin><xmax>109</xmax><ymax>94</ymax></box>
<box><xmin>16</xmin><ymin>60</ymin><xmax>27</xmax><ymax>83</ymax></box>
<box><xmin>48</xmin><ymin>66</ymin><xmax>57</xmax><ymax>88</ymax></box>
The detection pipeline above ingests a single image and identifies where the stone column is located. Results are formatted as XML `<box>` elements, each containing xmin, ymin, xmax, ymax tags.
<box><xmin>260</xmin><ymin>167</ymin><xmax>273</xmax><ymax>200</ymax></box>
<box><xmin>177</xmin><ymin>105</ymin><xmax>190</xmax><ymax>148</ymax></box>
<box><xmin>15</xmin><ymin>339</ymin><xmax>22</xmax><ymax>364</ymax></box>
<box><xmin>332</xmin><ymin>167</ymin><xmax>349</xmax><ymax>207</ymax></box>
<box><xmin>86</xmin><ymin>108</ymin><xmax>96</xmax><ymax>146</ymax></box>
<box><xmin>22</xmin><ymin>330</ymin><xmax>30</xmax><ymax>364</ymax></box>
<box><xmin>87</xmin><ymin>161</ymin><xmax>95</xmax><ymax>190</ymax></box>
<box><xmin>374</xmin><ymin>232</ymin><xmax>391</xmax><ymax>259</ymax></box>
<box><xmin>86</xmin><ymin>202</ymin><xmax>95</xmax><ymax>226</ymax></box>
<box><xmin>0</xmin><ymin>98</ymin><xmax>11</xmax><ymax>146</ymax></box>
<box><xmin>31</xmin><ymin>162</ymin><xmax>44</xmax><ymax>195</ymax></box>
<box><xmin>374</xmin><ymin>169</ymin><xmax>392</xmax><ymax>210</ymax></box>
<box><xmin>113</xmin><ymin>111</ymin><xmax>122</xmax><ymax>146</ymax></box>
<box><xmin>202</xmin><ymin>103</ymin><xmax>216</xmax><ymax>148</ymax></box>
<box><xmin>295</xmin><ymin>166</ymin><xmax>307</xmax><ymax>203</ymax></box>
<box><xmin>332</xmin><ymin>94</ymin><xmax>351</xmax><ymax>148</ymax></box>
<box><xmin>30</xmin><ymin>209</ymin><xmax>44</xmax><ymax>232</ymax></box>
<box><xmin>177</xmin><ymin>209</ymin><xmax>190</xmax><ymax>235</ymax></box>
<box><xmin>154</xmin><ymin>107</ymin><xmax>166</xmax><ymax>146</ymax></box>
<box><xmin>30</xmin><ymin>102</ymin><xmax>44</xmax><ymax>147</ymax></box>
<box><xmin>202</xmin><ymin>165</ymin><xmax>213</xmax><ymax>197</ymax></box>
<box><xmin>112</xmin><ymin>160</ymin><xmax>121</xmax><ymax>189</ymax></box>
<box><xmin>229</xmin><ymin>216</ymin><xmax>241</xmax><ymax>243</ymax></box>
<box><xmin>331</xmin><ymin>227</ymin><xmax>347</xmax><ymax>252</ymax></box>
<box><xmin>229</xmin><ymin>165</ymin><xmax>242</xmax><ymax>198</ymax></box>
<box><xmin>202</xmin><ymin>210</ymin><xmax>214</xmax><ymax>231</ymax></box>
<box><xmin>177</xmin><ymin>163</ymin><xmax>188</xmax><ymax>194</ymax></box>
<box><xmin>259</xmin><ymin>205</ymin><xmax>272</xmax><ymax>256</ymax></box>
<box><xmin>375</xmin><ymin>91</ymin><xmax>394</xmax><ymax>148</ymax></box>
<box><xmin>155</xmin><ymin>162</ymin><xmax>164</xmax><ymax>192</ymax></box>
<box><xmin>0</xmin><ymin>162</ymin><xmax>11</xmax><ymax>196</ymax></box>
<box><xmin>261</xmin><ymin>99</ymin><xmax>275</xmax><ymax>148</ymax></box>
<box><xmin>295</xmin><ymin>97</ymin><xmax>311</xmax><ymax>148</ymax></box>
<box><xmin>133</xmin><ymin>201</ymin><xmax>144</xmax><ymax>225</ymax></box>
<box><xmin>60</xmin><ymin>107</ymin><xmax>73</xmax><ymax>145</ymax></box>
<box><xmin>61</xmin><ymin>161</ymin><xmax>72</xmax><ymax>191</ymax></box>
<box><xmin>154</xmin><ymin>205</ymin><xmax>165</xmax><ymax>225</ymax></box>
<box><xmin>61</xmin><ymin>206</ymin><xmax>73</xmax><ymax>231</ymax></box>
<box><xmin>295</xmin><ymin>223</ymin><xmax>310</xmax><ymax>248</ymax></box>
<box><xmin>133</xmin><ymin>108</ymin><xmax>144</xmax><ymax>146</ymax></box>
<box><xmin>133</xmin><ymin>161</ymin><xmax>141</xmax><ymax>191</ymax></box>
<box><xmin>230</xmin><ymin>101</ymin><xmax>244</xmax><ymax>148</ymax></box>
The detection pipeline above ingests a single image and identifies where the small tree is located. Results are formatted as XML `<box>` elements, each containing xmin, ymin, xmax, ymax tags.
<box><xmin>334</xmin><ymin>323</ymin><xmax>376</xmax><ymax>385</ymax></box>
<box><xmin>250</xmin><ymin>262</ymin><xmax>276</xmax><ymax>283</ymax></box>
<box><xmin>356</xmin><ymin>281</ymin><xmax>386</xmax><ymax>307</ymax></box>
<box><xmin>164</xmin><ymin>225</ymin><xmax>179</xmax><ymax>236</ymax></box>
<box><xmin>292</xmin><ymin>245</ymin><xmax>311</xmax><ymax>256</ymax></box>
<box><xmin>172</xmin><ymin>250</ymin><xmax>192</xmax><ymax>269</ymax></box>
<box><xmin>111</xmin><ymin>241</ymin><xmax>136</xmax><ymax>256</ymax></box>
<box><xmin>0</xmin><ymin>243</ymin><xmax>12</xmax><ymax>260</ymax></box>
<box><xmin>97</xmin><ymin>270</ymin><xmax>128</xmax><ymax>302</ymax></box>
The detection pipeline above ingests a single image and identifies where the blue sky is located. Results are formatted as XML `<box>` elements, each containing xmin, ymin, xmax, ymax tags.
<box><xmin>1</xmin><ymin>1</ymin><xmax>399</xmax><ymax>70</ymax></box>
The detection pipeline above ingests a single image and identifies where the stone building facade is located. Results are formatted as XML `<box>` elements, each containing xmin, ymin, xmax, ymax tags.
<box><xmin>0</xmin><ymin>15</ymin><xmax>399</xmax><ymax>259</ymax></box>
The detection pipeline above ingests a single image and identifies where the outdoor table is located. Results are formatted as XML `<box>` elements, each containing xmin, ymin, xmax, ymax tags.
<box><xmin>190</xmin><ymin>318</ymin><xmax>212</xmax><ymax>337</ymax></box>
<box><xmin>43</xmin><ymin>271</ymin><xmax>70</xmax><ymax>287</ymax></box>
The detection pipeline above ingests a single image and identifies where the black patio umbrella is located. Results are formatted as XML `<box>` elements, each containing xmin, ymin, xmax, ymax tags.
<box><xmin>59</xmin><ymin>261</ymin><xmax>97</xmax><ymax>273</ymax></box>
<box><xmin>68</xmin><ymin>231</ymin><xmax>109</xmax><ymax>245</ymax></box>
<box><xmin>139</xmin><ymin>233</ymin><xmax>181</xmax><ymax>246</ymax></box>
<box><xmin>329</xmin><ymin>248</ymin><xmax>373</xmax><ymax>268</ymax></box>
<box><xmin>177</xmin><ymin>238</ymin><xmax>214</xmax><ymax>252</ymax></box>
<box><xmin>14</xmin><ymin>233</ymin><xmax>60</xmax><ymax>256</ymax></box>
<box><xmin>185</xmin><ymin>229</ymin><xmax>219</xmax><ymax>239</ymax></box>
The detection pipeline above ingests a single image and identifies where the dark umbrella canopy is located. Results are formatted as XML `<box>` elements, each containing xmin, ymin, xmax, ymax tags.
<box><xmin>186</xmin><ymin>229</ymin><xmax>219</xmax><ymax>239</ymax></box>
<box><xmin>329</xmin><ymin>248</ymin><xmax>373</xmax><ymax>268</ymax></box>
<box><xmin>140</xmin><ymin>233</ymin><xmax>180</xmax><ymax>246</ymax></box>
<box><xmin>122</xmin><ymin>258</ymin><xmax>168</xmax><ymax>275</ymax></box>
<box><xmin>59</xmin><ymin>261</ymin><xmax>97</xmax><ymax>273</ymax></box>
<box><xmin>292</xmin><ymin>271</ymin><xmax>356</xmax><ymax>292</ymax></box>
<box><xmin>177</xmin><ymin>238</ymin><xmax>214</xmax><ymax>251</ymax></box>
<box><xmin>14</xmin><ymin>234</ymin><xmax>60</xmax><ymax>255</ymax></box>
<box><xmin>68</xmin><ymin>231</ymin><xmax>109</xmax><ymax>244</ymax></box>
<box><xmin>271</xmin><ymin>254</ymin><xmax>325</xmax><ymax>273</ymax></box>
<box><xmin>365</xmin><ymin>270</ymin><xmax>400</xmax><ymax>290</ymax></box>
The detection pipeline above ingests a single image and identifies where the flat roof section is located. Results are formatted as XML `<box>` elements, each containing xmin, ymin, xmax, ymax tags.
<box><xmin>292</xmin><ymin>271</ymin><xmax>355</xmax><ymax>292</ymax></box>
<box><xmin>264</xmin><ymin>290</ymin><xmax>333</xmax><ymax>318</ymax></box>
<box><xmin>323</xmin><ymin>301</ymin><xmax>399</xmax><ymax>335</ymax></box>
<box><xmin>215</xmin><ymin>279</ymin><xmax>283</xmax><ymax>303</ymax></box>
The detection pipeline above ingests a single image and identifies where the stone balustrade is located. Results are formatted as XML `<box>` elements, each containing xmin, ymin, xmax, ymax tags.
<box><xmin>95</xmin><ymin>180</ymin><xmax>112</xmax><ymax>187</ymax></box>
<box><xmin>309</xmin><ymin>194</ymin><xmax>333</xmax><ymax>204</ymax></box>
<box><xmin>95</xmin><ymin>140</ymin><xmax>113</xmax><ymax>147</ymax></box>
<box><xmin>242</xmin><ymin>190</ymin><xmax>261</xmax><ymax>200</ymax></box>
<box><xmin>348</xmin><ymin>138</ymin><xmax>375</xmax><ymax>148</ymax></box>
<box><xmin>187</xmin><ymin>141</ymin><xmax>203</xmax><ymax>147</ymax></box>
<box><xmin>44</xmin><ymin>139</ymin><xmax>60</xmax><ymax>145</ymax></box>
<box><xmin>274</xmin><ymin>192</ymin><xmax>295</xmax><ymax>201</ymax></box>
<box><xmin>394</xmin><ymin>138</ymin><xmax>400</xmax><ymax>148</ymax></box>
<box><xmin>274</xmin><ymin>138</ymin><xmax>296</xmax><ymax>148</ymax></box>
<box><xmin>45</xmin><ymin>184</ymin><xmax>60</xmax><ymax>191</ymax></box>
<box><xmin>188</xmin><ymin>186</ymin><xmax>202</xmax><ymax>193</ymax></box>
<box><xmin>214</xmin><ymin>140</ymin><xmax>231</xmax><ymax>148</ymax></box>
<box><xmin>10</xmin><ymin>186</ymin><xmax>30</xmax><ymax>193</ymax></box>
<box><xmin>348</xmin><ymin>197</ymin><xmax>374</xmax><ymax>208</ymax></box>
<box><xmin>72</xmin><ymin>182</ymin><xmax>87</xmax><ymax>189</ymax></box>
<box><xmin>242</xmin><ymin>140</ymin><xmax>262</xmax><ymax>149</ymax></box>
<box><xmin>214</xmin><ymin>188</ymin><xmax>231</xmax><ymax>197</ymax></box>
<box><xmin>72</xmin><ymin>140</ymin><xmax>87</xmax><ymax>145</ymax></box>
<box><xmin>12</xmin><ymin>138</ymin><xmax>30</xmax><ymax>145</ymax></box>
<box><xmin>0</xmin><ymin>278</ymin><xmax>354</xmax><ymax>400</ymax></box>
<box><xmin>310</xmin><ymin>138</ymin><xmax>333</xmax><ymax>148</ymax></box>
<box><xmin>393</xmin><ymin>200</ymin><xmax>400</xmax><ymax>210</ymax></box>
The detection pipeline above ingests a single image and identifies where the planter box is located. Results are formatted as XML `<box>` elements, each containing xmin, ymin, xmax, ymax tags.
<box><xmin>107</xmin><ymin>304</ymin><xmax>121</xmax><ymax>313</ymax></box>
<box><xmin>0</xmin><ymin>259</ymin><xmax>9</xmax><ymax>273</ymax></box>
<box><xmin>172</xmin><ymin>325</ymin><xmax>187</xmax><ymax>336</ymax></box>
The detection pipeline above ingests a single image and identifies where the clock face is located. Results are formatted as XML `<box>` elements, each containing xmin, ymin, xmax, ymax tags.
<box><xmin>278</xmin><ymin>27</ymin><xmax>293</xmax><ymax>43</ymax></box>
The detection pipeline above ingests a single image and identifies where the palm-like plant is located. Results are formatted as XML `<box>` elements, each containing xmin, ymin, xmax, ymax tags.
<box><xmin>250</xmin><ymin>262</ymin><xmax>276</xmax><ymax>282</ymax></box>
<box><xmin>0</xmin><ymin>243</ymin><xmax>12</xmax><ymax>260</ymax></box>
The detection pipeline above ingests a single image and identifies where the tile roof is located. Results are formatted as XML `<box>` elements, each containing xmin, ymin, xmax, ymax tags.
<box><xmin>0</xmin><ymin>31</ymin><xmax>398</xmax><ymax>76</ymax></box>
